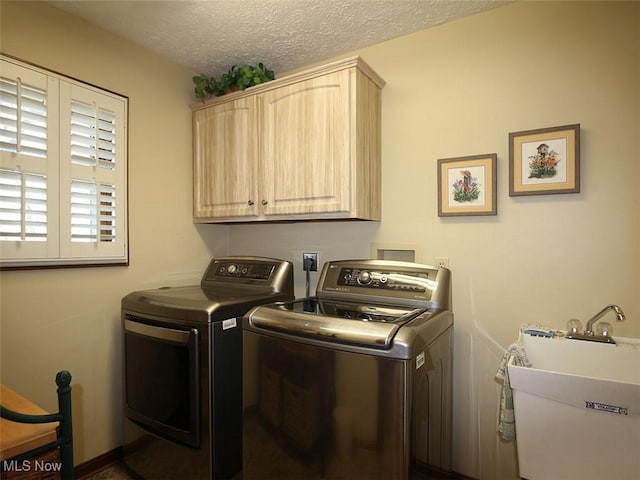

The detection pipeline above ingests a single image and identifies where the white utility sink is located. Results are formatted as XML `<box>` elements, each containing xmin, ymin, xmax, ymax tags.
<box><xmin>508</xmin><ymin>333</ymin><xmax>640</xmax><ymax>480</ymax></box>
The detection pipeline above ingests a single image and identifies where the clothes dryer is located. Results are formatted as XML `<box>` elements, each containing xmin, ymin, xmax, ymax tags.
<box><xmin>122</xmin><ymin>256</ymin><xmax>293</xmax><ymax>479</ymax></box>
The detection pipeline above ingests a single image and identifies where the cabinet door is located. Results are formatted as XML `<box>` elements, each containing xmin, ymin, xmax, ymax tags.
<box><xmin>260</xmin><ymin>70</ymin><xmax>351</xmax><ymax>217</ymax></box>
<box><xmin>193</xmin><ymin>97</ymin><xmax>258</xmax><ymax>220</ymax></box>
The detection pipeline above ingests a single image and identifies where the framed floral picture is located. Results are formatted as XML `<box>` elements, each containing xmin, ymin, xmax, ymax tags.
<box><xmin>509</xmin><ymin>124</ymin><xmax>580</xmax><ymax>196</ymax></box>
<box><xmin>437</xmin><ymin>153</ymin><xmax>497</xmax><ymax>217</ymax></box>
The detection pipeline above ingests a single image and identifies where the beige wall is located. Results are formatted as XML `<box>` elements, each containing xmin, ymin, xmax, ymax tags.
<box><xmin>1</xmin><ymin>1</ymin><xmax>638</xmax><ymax>478</ymax></box>
<box><xmin>0</xmin><ymin>0</ymin><xmax>228</xmax><ymax>464</ymax></box>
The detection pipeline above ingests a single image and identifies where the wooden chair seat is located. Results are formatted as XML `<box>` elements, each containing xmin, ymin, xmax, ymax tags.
<box><xmin>0</xmin><ymin>372</ymin><xmax>73</xmax><ymax>480</ymax></box>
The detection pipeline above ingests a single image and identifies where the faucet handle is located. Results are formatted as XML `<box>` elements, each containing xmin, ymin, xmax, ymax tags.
<box><xmin>567</xmin><ymin>319</ymin><xmax>582</xmax><ymax>334</ymax></box>
<box><xmin>596</xmin><ymin>322</ymin><xmax>613</xmax><ymax>338</ymax></box>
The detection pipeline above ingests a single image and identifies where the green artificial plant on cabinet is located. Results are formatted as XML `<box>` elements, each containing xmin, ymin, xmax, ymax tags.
<box><xmin>193</xmin><ymin>63</ymin><xmax>275</xmax><ymax>101</ymax></box>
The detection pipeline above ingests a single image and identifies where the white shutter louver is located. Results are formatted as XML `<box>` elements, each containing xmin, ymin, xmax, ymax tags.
<box><xmin>99</xmin><ymin>183</ymin><xmax>116</xmax><ymax>242</ymax></box>
<box><xmin>70</xmin><ymin>100</ymin><xmax>116</xmax><ymax>170</ymax></box>
<box><xmin>0</xmin><ymin>77</ymin><xmax>47</xmax><ymax>158</ymax></box>
<box><xmin>0</xmin><ymin>169</ymin><xmax>47</xmax><ymax>241</ymax></box>
<box><xmin>70</xmin><ymin>180</ymin><xmax>116</xmax><ymax>243</ymax></box>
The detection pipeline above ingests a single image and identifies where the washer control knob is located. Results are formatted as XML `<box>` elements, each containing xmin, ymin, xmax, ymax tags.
<box><xmin>227</xmin><ymin>264</ymin><xmax>238</xmax><ymax>275</ymax></box>
<box><xmin>357</xmin><ymin>270</ymin><xmax>372</xmax><ymax>285</ymax></box>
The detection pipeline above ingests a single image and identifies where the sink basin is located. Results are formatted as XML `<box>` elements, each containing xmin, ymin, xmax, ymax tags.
<box><xmin>508</xmin><ymin>333</ymin><xmax>640</xmax><ymax>480</ymax></box>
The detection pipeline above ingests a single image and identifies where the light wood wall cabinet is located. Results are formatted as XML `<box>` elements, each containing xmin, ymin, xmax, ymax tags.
<box><xmin>191</xmin><ymin>57</ymin><xmax>385</xmax><ymax>222</ymax></box>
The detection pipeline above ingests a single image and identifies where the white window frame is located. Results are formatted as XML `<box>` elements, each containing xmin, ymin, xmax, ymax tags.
<box><xmin>0</xmin><ymin>55</ymin><xmax>128</xmax><ymax>268</ymax></box>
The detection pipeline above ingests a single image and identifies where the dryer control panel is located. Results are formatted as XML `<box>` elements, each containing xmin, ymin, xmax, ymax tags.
<box><xmin>211</xmin><ymin>261</ymin><xmax>275</xmax><ymax>280</ymax></box>
<box><xmin>200</xmin><ymin>256</ymin><xmax>293</xmax><ymax>291</ymax></box>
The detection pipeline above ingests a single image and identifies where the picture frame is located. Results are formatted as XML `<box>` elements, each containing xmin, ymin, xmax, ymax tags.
<box><xmin>509</xmin><ymin>124</ymin><xmax>580</xmax><ymax>196</ymax></box>
<box><xmin>437</xmin><ymin>153</ymin><xmax>497</xmax><ymax>217</ymax></box>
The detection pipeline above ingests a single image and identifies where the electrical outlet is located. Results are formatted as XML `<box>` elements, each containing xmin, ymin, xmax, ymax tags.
<box><xmin>435</xmin><ymin>257</ymin><xmax>450</xmax><ymax>269</ymax></box>
<box><xmin>303</xmin><ymin>253</ymin><xmax>318</xmax><ymax>271</ymax></box>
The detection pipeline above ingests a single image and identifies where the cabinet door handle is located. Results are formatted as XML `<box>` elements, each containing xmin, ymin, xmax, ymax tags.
<box><xmin>247</xmin><ymin>200</ymin><xmax>255</xmax><ymax>206</ymax></box>
<box><xmin>261</xmin><ymin>200</ymin><xmax>269</xmax><ymax>206</ymax></box>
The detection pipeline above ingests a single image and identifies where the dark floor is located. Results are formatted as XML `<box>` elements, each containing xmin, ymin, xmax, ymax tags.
<box><xmin>81</xmin><ymin>463</ymin><xmax>461</xmax><ymax>480</ymax></box>
<box><xmin>80</xmin><ymin>463</ymin><xmax>135</xmax><ymax>480</ymax></box>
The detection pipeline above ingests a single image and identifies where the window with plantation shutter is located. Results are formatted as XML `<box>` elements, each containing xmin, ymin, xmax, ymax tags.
<box><xmin>1</xmin><ymin>55</ymin><xmax>128</xmax><ymax>268</ymax></box>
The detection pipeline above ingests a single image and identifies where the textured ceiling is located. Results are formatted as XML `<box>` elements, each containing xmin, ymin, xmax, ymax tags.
<box><xmin>49</xmin><ymin>0</ymin><xmax>510</xmax><ymax>78</ymax></box>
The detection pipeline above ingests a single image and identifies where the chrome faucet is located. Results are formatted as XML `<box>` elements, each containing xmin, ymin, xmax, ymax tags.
<box><xmin>566</xmin><ymin>304</ymin><xmax>626</xmax><ymax>344</ymax></box>
<box><xmin>585</xmin><ymin>304</ymin><xmax>626</xmax><ymax>335</ymax></box>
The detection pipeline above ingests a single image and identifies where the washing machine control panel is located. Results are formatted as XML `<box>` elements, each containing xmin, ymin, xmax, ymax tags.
<box><xmin>337</xmin><ymin>268</ymin><xmax>429</xmax><ymax>292</ymax></box>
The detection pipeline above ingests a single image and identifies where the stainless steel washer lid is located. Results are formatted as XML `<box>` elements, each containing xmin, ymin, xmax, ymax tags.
<box><xmin>243</xmin><ymin>259</ymin><xmax>452</xmax><ymax>356</ymax></box>
<box><xmin>246</xmin><ymin>298</ymin><xmax>426</xmax><ymax>349</ymax></box>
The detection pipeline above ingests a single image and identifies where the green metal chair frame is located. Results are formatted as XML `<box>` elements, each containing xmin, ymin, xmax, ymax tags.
<box><xmin>0</xmin><ymin>371</ymin><xmax>74</xmax><ymax>480</ymax></box>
